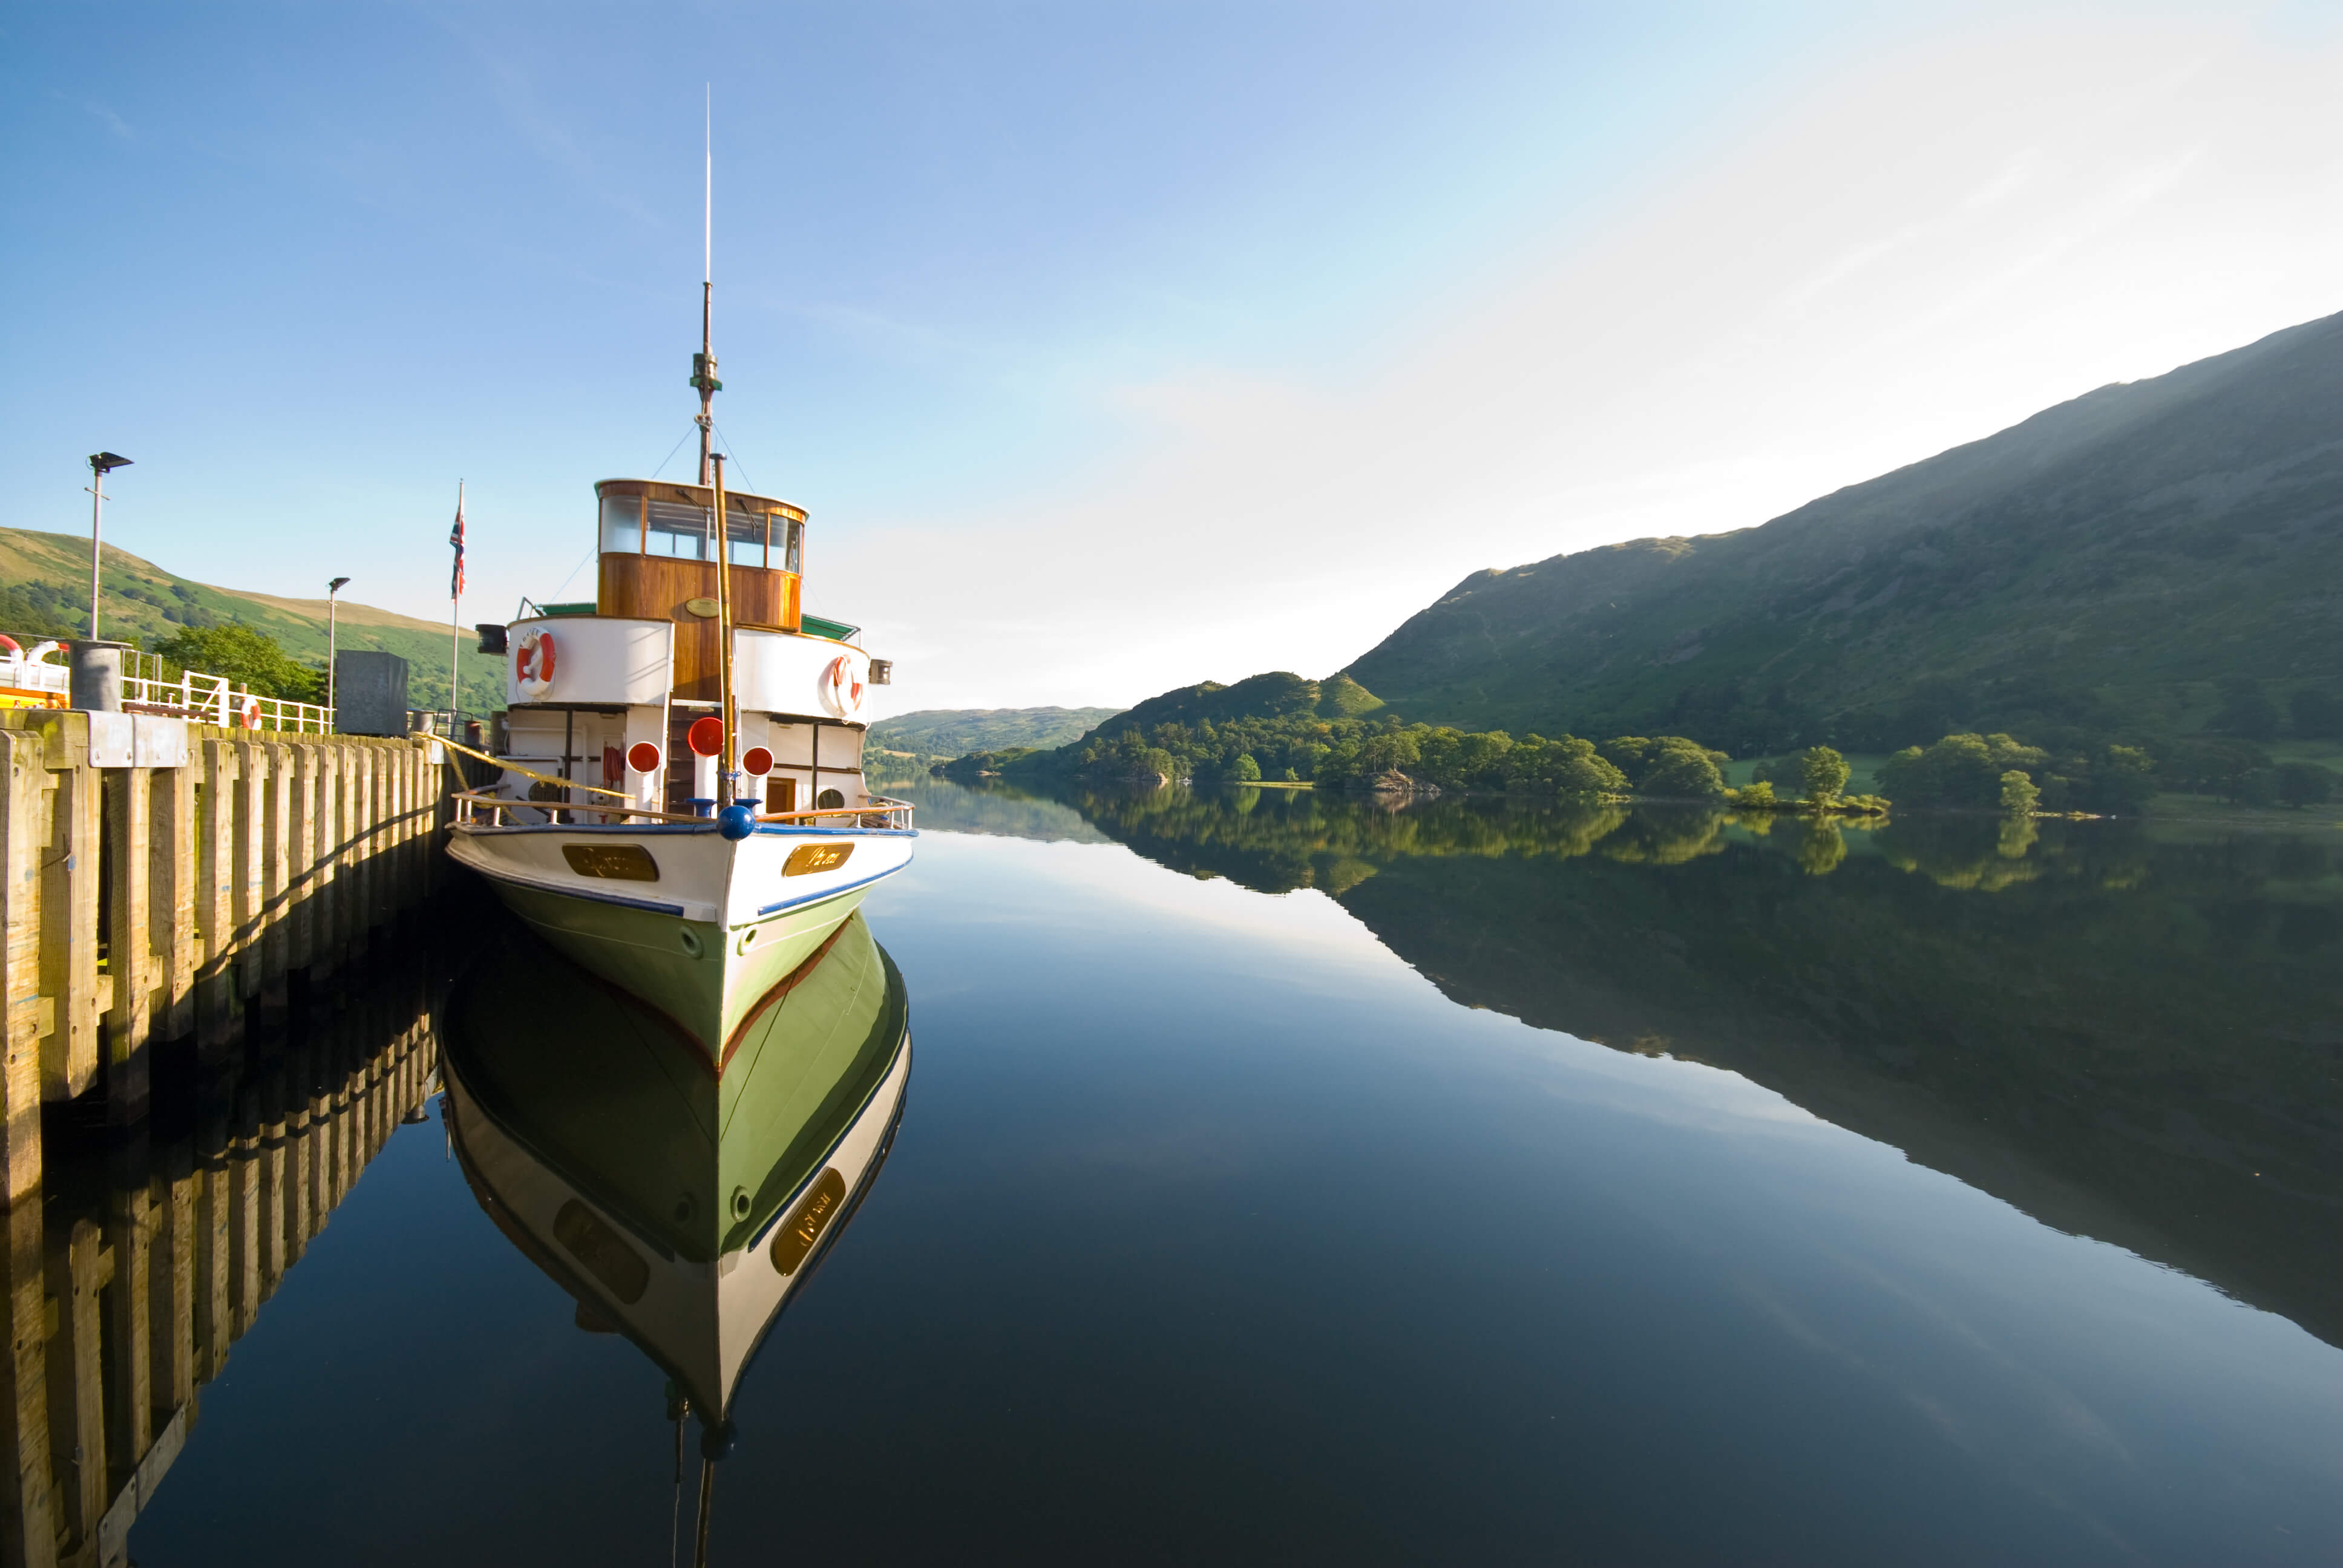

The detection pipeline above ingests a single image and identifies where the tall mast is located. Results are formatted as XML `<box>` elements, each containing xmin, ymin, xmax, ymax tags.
<box><xmin>691</xmin><ymin>89</ymin><xmax>720</xmax><ymax>486</ymax></box>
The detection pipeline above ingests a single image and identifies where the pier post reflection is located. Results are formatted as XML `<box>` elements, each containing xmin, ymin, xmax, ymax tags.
<box><xmin>0</xmin><ymin>913</ymin><xmax>447</xmax><ymax>1567</ymax></box>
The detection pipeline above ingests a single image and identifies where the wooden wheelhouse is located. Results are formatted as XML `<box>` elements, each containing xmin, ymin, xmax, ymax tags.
<box><xmin>594</xmin><ymin>478</ymin><xmax>808</xmax><ymax>703</ymax></box>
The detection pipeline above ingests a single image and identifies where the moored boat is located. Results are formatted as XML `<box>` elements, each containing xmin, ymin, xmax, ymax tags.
<box><xmin>446</xmin><ymin>235</ymin><xmax>913</xmax><ymax>1045</ymax></box>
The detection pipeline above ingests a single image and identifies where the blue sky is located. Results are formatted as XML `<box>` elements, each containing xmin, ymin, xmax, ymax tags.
<box><xmin>5</xmin><ymin>2</ymin><xmax>2340</xmax><ymax>710</ymax></box>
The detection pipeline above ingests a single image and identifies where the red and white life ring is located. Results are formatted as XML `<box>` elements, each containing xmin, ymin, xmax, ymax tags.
<box><xmin>0</xmin><ymin>635</ymin><xmax>18</xmax><ymax>658</ymax></box>
<box><xmin>821</xmin><ymin>654</ymin><xmax>865</xmax><ymax>719</ymax></box>
<box><xmin>514</xmin><ymin>629</ymin><xmax>557</xmax><ymax>699</ymax></box>
<box><xmin>240</xmin><ymin>696</ymin><xmax>262</xmax><ymax>730</ymax></box>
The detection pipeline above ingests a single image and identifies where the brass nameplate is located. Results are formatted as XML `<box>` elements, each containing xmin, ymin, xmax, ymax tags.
<box><xmin>562</xmin><ymin>843</ymin><xmax>660</xmax><ymax>881</ymax></box>
<box><xmin>684</xmin><ymin>596</ymin><xmax>720</xmax><ymax>618</ymax></box>
<box><xmin>769</xmin><ymin>1168</ymin><xmax>846</xmax><ymax>1277</ymax></box>
<box><xmin>783</xmin><ymin>842</ymin><xmax>853</xmax><ymax>877</ymax></box>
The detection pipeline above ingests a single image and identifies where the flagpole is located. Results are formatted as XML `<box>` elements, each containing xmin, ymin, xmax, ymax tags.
<box><xmin>450</xmin><ymin>479</ymin><xmax>465</xmax><ymax>722</ymax></box>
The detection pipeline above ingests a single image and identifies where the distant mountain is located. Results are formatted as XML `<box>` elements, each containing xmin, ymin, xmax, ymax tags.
<box><xmin>1099</xmin><ymin>671</ymin><xmax>1382</xmax><ymax>733</ymax></box>
<box><xmin>868</xmin><ymin>705</ymin><xmax>1124</xmax><ymax>757</ymax></box>
<box><xmin>1345</xmin><ymin>312</ymin><xmax>2343</xmax><ymax>752</ymax></box>
<box><xmin>0</xmin><ymin>526</ymin><xmax>502</xmax><ymax>711</ymax></box>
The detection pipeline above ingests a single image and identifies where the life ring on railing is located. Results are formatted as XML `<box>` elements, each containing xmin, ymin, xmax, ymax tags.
<box><xmin>0</xmin><ymin>637</ymin><xmax>61</xmax><ymax>665</ymax></box>
<box><xmin>514</xmin><ymin>629</ymin><xmax>557</xmax><ymax>699</ymax></box>
<box><xmin>240</xmin><ymin>696</ymin><xmax>262</xmax><ymax>730</ymax></box>
<box><xmin>821</xmin><ymin>654</ymin><xmax>864</xmax><ymax>719</ymax></box>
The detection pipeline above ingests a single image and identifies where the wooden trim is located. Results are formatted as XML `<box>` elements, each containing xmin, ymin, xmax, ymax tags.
<box><xmin>593</xmin><ymin>477</ymin><xmax>804</xmax><ymax>521</ymax></box>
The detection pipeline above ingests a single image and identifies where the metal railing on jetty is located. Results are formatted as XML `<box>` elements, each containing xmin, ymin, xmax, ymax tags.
<box><xmin>1</xmin><ymin>642</ymin><xmax>335</xmax><ymax>734</ymax></box>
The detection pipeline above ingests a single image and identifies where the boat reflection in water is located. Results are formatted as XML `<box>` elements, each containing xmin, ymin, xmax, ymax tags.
<box><xmin>441</xmin><ymin>907</ymin><xmax>909</xmax><ymax>1561</ymax></box>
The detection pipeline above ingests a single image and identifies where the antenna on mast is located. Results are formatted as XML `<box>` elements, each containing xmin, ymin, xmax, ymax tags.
<box><xmin>690</xmin><ymin>85</ymin><xmax>721</xmax><ymax>486</ymax></box>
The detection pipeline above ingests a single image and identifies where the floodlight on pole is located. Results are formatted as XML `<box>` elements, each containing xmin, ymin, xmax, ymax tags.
<box><xmin>85</xmin><ymin>453</ymin><xmax>132</xmax><ymax>641</ymax></box>
<box><xmin>327</xmin><ymin>576</ymin><xmax>352</xmax><ymax>717</ymax></box>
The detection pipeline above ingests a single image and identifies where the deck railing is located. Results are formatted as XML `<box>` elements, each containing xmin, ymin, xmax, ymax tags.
<box><xmin>450</xmin><ymin>787</ymin><xmax>916</xmax><ymax>833</ymax></box>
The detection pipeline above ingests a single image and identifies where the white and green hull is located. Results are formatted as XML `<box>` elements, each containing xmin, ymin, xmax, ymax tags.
<box><xmin>446</xmin><ymin>818</ymin><xmax>915</xmax><ymax>1053</ymax></box>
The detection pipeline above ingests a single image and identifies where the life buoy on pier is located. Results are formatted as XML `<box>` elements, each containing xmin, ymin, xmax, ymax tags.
<box><xmin>514</xmin><ymin>630</ymin><xmax>557</xmax><ymax>699</ymax></box>
<box><xmin>240</xmin><ymin>696</ymin><xmax>262</xmax><ymax>730</ymax></box>
<box><xmin>821</xmin><ymin>655</ymin><xmax>864</xmax><ymax>719</ymax></box>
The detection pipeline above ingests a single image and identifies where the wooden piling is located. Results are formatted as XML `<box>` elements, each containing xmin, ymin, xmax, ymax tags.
<box><xmin>1</xmin><ymin>736</ymin><xmax>49</xmax><ymax>1208</ymax></box>
<box><xmin>102</xmin><ymin>770</ymin><xmax>154</xmax><ymax>1124</ymax></box>
<box><xmin>152</xmin><ymin>763</ymin><xmax>196</xmax><ymax>1044</ymax></box>
<box><xmin>34</xmin><ymin>722</ymin><xmax>99</xmax><ymax>1105</ymax></box>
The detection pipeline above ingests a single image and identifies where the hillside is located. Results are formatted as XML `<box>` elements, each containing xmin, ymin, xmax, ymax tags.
<box><xmin>1345</xmin><ymin>311</ymin><xmax>2343</xmax><ymax>752</ymax></box>
<box><xmin>868</xmin><ymin>706</ymin><xmax>1123</xmax><ymax>758</ymax></box>
<box><xmin>0</xmin><ymin>526</ymin><xmax>505</xmax><ymax>711</ymax></box>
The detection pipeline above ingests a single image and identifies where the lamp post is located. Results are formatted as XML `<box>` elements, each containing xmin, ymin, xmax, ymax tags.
<box><xmin>85</xmin><ymin>452</ymin><xmax>133</xmax><ymax>639</ymax></box>
<box><xmin>326</xmin><ymin>576</ymin><xmax>351</xmax><ymax>717</ymax></box>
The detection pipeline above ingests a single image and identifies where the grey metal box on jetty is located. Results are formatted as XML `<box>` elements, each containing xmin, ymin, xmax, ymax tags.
<box><xmin>67</xmin><ymin>640</ymin><xmax>131</xmax><ymax>712</ymax></box>
<box><xmin>333</xmin><ymin>650</ymin><xmax>409</xmax><ymax>736</ymax></box>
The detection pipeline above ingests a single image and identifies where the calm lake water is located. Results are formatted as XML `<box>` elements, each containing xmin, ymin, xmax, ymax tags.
<box><xmin>128</xmin><ymin>781</ymin><xmax>2343</xmax><ymax>1564</ymax></box>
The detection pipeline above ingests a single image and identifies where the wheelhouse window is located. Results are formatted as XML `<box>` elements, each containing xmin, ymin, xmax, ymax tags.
<box><xmin>724</xmin><ymin>508</ymin><xmax>767</xmax><ymax>569</ymax></box>
<box><xmin>599</xmin><ymin>494</ymin><xmax>644</xmax><ymax>555</ymax></box>
<box><xmin>596</xmin><ymin>484</ymin><xmax>805</xmax><ymax>573</ymax></box>
<box><xmin>646</xmin><ymin>499</ymin><xmax>715</xmax><ymax>559</ymax></box>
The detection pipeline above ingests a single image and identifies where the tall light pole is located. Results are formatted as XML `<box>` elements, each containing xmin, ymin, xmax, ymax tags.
<box><xmin>85</xmin><ymin>452</ymin><xmax>133</xmax><ymax>639</ymax></box>
<box><xmin>326</xmin><ymin>576</ymin><xmax>351</xmax><ymax>715</ymax></box>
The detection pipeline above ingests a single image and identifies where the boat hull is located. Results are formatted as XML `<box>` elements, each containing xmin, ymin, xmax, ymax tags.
<box><xmin>446</xmin><ymin>819</ymin><xmax>914</xmax><ymax>1050</ymax></box>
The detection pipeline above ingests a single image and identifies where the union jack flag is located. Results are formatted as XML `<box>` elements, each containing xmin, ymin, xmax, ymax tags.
<box><xmin>449</xmin><ymin>486</ymin><xmax>466</xmax><ymax>599</ymax></box>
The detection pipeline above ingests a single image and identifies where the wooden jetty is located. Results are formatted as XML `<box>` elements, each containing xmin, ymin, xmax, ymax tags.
<box><xmin>1</xmin><ymin>708</ymin><xmax>454</xmax><ymax>1123</ymax></box>
<box><xmin>0</xmin><ymin>705</ymin><xmax>462</xmax><ymax>1566</ymax></box>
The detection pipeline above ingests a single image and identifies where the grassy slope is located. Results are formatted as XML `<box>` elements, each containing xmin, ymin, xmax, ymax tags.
<box><xmin>0</xmin><ymin>526</ymin><xmax>506</xmax><ymax>711</ymax></box>
<box><xmin>1344</xmin><ymin>311</ymin><xmax>2343</xmax><ymax>746</ymax></box>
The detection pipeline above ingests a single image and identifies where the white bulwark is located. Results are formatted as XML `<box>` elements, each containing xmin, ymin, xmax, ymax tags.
<box><xmin>500</xmin><ymin>616</ymin><xmax>675</xmax><ymax>708</ymax></box>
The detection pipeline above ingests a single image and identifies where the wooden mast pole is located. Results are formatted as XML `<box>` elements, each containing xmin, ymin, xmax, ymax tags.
<box><xmin>713</xmin><ymin>452</ymin><xmax>735</xmax><ymax>792</ymax></box>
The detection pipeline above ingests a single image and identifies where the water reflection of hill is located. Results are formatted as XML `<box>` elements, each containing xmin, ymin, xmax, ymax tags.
<box><xmin>887</xmin><ymin>779</ymin><xmax>1114</xmax><ymax>844</ymax></box>
<box><xmin>1040</xmin><ymin>784</ymin><xmax>2343</xmax><ymax>1348</ymax></box>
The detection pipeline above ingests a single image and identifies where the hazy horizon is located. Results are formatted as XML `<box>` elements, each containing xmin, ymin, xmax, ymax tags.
<box><xmin>6</xmin><ymin>2</ymin><xmax>2339</xmax><ymax>716</ymax></box>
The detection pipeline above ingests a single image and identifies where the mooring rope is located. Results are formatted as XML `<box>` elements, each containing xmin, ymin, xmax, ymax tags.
<box><xmin>428</xmin><ymin>731</ymin><xmax>636</xmax><ymax>802</ymax></box>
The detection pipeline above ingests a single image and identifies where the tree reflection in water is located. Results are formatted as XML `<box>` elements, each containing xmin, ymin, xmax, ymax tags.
<box><xmin>929</xmin><ymin>777</ymin><xmax>2343</xmax><ymax>1350</ymax></box>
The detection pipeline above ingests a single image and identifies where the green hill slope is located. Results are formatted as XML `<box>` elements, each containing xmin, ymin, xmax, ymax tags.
<box><xmin>867</xmin><ymin>706</ymin><xmax>1124</xmax><ymax>757</ymax></box>
<box><xmin>0</xmin><ymin>526</ymin><xmax>503</xmax><ymax>711</ymax></box>
<box><xmin>1345</xmin><ymin>311</ymin><xmax>2343</xmax><ymax>752</ymax></box>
